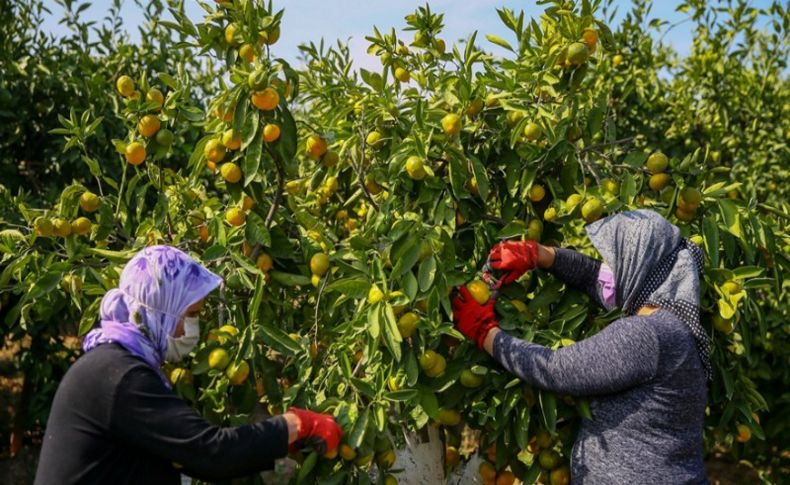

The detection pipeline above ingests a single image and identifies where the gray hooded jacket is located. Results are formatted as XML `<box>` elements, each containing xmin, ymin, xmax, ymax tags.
<box><xmin>493</xmin><ymin>209</ymin><xmax>708</xmax><ymax>484</ymax></box>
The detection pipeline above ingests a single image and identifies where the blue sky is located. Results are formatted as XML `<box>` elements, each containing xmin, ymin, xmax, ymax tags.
<box><xmin>39</xmin><ymin>0</ymin><xmax>773</xmax><ymax>70</ymax></box>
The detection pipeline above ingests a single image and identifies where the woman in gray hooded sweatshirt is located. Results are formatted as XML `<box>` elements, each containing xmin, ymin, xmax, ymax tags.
<box><xmin>452</xmin><ymin>209</ymin><xmax>710</xmax><ymax>484</ymax></box>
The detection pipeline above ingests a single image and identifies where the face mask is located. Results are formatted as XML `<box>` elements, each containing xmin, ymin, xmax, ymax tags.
<box><xmin>165</xmin><ymin>316</ymin><xmax>200</xmax><ymax>362</ymax></box>
<box><xmin>597</xmin><ymin>264</ymin><xmax>617</xmax><ymax>310</ymax></box>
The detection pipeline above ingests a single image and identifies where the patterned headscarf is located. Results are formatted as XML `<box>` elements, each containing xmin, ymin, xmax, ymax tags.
<box><xmin>585</xmin><ymin>210</ymin><xmax>711</xmax><ymax>379</ymax></box>
<box><xmin>82</xmin><ymin>246</ymin><xmax>222</xmax><ymax>385</ymax></box>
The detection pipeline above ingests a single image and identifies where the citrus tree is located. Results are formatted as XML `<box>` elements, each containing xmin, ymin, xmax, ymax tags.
<box><xmin>0</xmin><ymin>0</ymin><xmax>215</xmax><ymax>457</ymax></box>
<box><xmin>1</xmin><ymin>0</ymin><xmax>788</xmax><ymax>483</ymax></box>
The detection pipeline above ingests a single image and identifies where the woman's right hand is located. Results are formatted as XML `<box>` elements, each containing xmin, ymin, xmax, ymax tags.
<box><xmin>484</xmin><ymin>240</ymin><xmax>540</xmax><ymax>287</ymax></box>
<box><xmin>284</xmin><ymin>408</ymin><xmax>342</xmax><ymax>456</ymax></box>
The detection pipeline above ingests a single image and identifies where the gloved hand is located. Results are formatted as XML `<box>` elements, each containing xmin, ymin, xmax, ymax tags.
<box><xmin>484</xmin><ymin>240</ymin><xmax>539</xmax><ymax>288</ymax></box>
<box><xmin>452</xmin><ymin>286</ymin><xmax>499</xmax><ymax>349</ymax></box>
<box><xmin>287</xmin><ymin>408</ymin><xmax>342</xmax><ymax>455</ymax></box>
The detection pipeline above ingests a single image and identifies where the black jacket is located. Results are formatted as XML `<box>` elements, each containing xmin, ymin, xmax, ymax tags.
<box><xmin>35</xmin><ymin>343</ymin><xmax>288</xmax><ymax>485</ymax></box>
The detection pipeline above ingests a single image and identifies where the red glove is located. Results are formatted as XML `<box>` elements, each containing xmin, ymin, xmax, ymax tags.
<box><xmin>287</xmin><ymin>408</ymin><xmax>342</xmax><ymax>455</ymax></box>
<box><xmin>452</xmin><ymin>286</ymin><xmax>499</xmax><ymax>349</ymax></box>
<box><xmin>484</xmin><ymin>240</ymin><xmax>539</xmax><ymax>288</ymax></box>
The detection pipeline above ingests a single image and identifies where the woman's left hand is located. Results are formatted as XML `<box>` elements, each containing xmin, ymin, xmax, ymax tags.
<box><xmin>286</xmin><ymin>408</ymin><xmax>342</xmax><ymax>456</ymax></box>
<box><xmin>452</xmin><ymin>286</ymin><xmax>499</xmax><ymax>349</ymax></box>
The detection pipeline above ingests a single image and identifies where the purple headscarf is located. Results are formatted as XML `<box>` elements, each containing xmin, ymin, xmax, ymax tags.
<box><xmin>83</xmin><ymin>246</ymin><xmax>222</xmax><ymax>384</ymax></box>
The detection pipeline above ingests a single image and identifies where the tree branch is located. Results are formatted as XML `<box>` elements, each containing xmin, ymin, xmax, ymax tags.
<box><xmin>251</xmin><ymin>147</ymin><xmax>285</xmax><ymax>262</ymax></box>
<box><xmin>576</xmin><ymin>136</ymin><xmax>635</xmax><ymax>156</ymax></box>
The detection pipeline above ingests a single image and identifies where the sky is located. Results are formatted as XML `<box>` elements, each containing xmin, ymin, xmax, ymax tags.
<box><xmin>38</xmin><ymin>0</ymin><xmax>775</xmax><ymax>71</ymax></box>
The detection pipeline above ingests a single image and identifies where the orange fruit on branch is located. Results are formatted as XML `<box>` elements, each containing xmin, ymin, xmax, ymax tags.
<box><xmin>310</xmin><ymin>253</ymin><xmax>330</xmax><ymax>276</ymax></box>
<box><xmin>125</xmin><ymin>141</ymin><xmax>146</xmax><ymax>166</ymax></box>
<box><xmin>646</xmin><ymin>151</ymin><xmax>669</xmax><ymax>173</ymax></box>
<box><xmin>251</xmin><ymin>87</ymin><xmax>279</xmax><ymax>111</ymax></box>
<box><xmin>225</xmin><ymin>208</ymin><xmax>246</xmax><ymax>226</ymax></box>
<box><xmin>262</xmin><ymin>123</ymin><xmax>281</xmax><ymax>142</ymax></box>
<box><xmin>306</xmin><ymin>134</ymin><xmax>328</xmax><ymax>159</ymax></box>
<box><xmin>256</xmin><ymin>253</ymin><xmax>273</xmax><ymax>272</ymax></box>
<box><xmin>145</xmin><ymin>88</ymin><xmax>164</xmax><ymax>109</ymax></box>
<box><xmin>204</xmin><ymin>139</ymin><xmax>226</xmax><ymax>163</ymax></box>
<box><xmin>441</xmin><ymin>113</ymin><xmax>462</xmax><ymax>136</ymax></box>
<box><xmin>116</xmin><ymin>75</ymin><xmax>135</xmax><ymax>97</ymax></box>
<box><xmin>466</xmin><ymin>280</ymin><xmax>491</xmax><ymax>304</ymax></box>
<box><xmin>137</xmin><ymin>115</ymin><xmax>161</xmax><ymax>138</ymax></box>
<box><xmin>226</xmin><ymin>361</ymin><xmax>250</xmax><ymax>385</ymax></box>
<box><xmin>70</xmin><ymin>217</ymin><xmax>91</xmax><ymax>236</ymax></box>
<box><xmin>208</xmin><ymin>348</ymin><xmax>230</xmax><ymax>370</ymax></box>
<box><xmin>79</xmin><ymin>191</ymin><xmax>100</xmax><ymax>213</ymax></box>
<box><xmin>222</xmin><ymin>129</ymin><xmax>241</xmax><ymax>150</ymax></box>
<box><xmin>394</xmin><ymin>67</ymin><xmax>411</xmax><ymax>83</ymax></box>
<box><xmin>405</xmin><ymin>155</ymin><xmax>427</xmax><ymax>180</ymax></box>
<box><xmin>397</xmin><ymin>312</ymin><xmax>419</xmax><ymax>338</ymax></box>
<box><xmin>220</xmin><ymin>162</ymin><xmax>242</xmax><ymax>184</ymax></box>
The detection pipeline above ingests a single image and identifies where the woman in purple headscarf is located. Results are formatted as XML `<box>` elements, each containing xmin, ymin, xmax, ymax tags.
<box><xmin>35</xmin><ymin>246</ymin><xmax>341</xmax><ymax>485</ymax></box>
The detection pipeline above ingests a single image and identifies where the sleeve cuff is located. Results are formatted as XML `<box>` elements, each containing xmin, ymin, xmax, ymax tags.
<box><xmin>261</xmin><ymin>415</ymin><xmax>290</xmax><ymax>460</ymax></box>
<box><xmin>492</xmin><ymin>330</ymin><xmax>510</xmax><ymax>362</ymax></box>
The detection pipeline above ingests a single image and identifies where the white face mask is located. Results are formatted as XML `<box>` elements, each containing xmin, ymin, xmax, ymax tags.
<box><xmin>165</xmin><ymin>316</ymin><xmax>200</xmax><ymax>362</ymax></box>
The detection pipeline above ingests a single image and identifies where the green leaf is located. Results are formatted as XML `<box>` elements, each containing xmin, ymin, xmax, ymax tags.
<box><xmin>296</xmin><ymin>452</ymin><xmax>318</xmax><ymax>482</ymax></box>
<box><xmin>351</xmin><ymin>377</ymin><xmax>377</xmax><ymax>398</ymax></box>
<box><xmin>392</xmin><ymin>239</ymin><xmax>422</xmax><ymax>278</ymax></box>
<box><xmin>28</xmin><ymin>272</ymin><xmax>63</xmax><ymax>300</ymax></box>
<box><xmin>374</xmin><ymin>403</ymin><xmax>386</xmax><ymax>432</ymax></box>
<box><xmin>359</xmin><ymin>69</ymin><xmax>383</xmax><ymax>90</ymax></box>
<box><xmin>240</xmin><ymin>109</ymin><xmax>260</xmax><ymax>151</ymax></box>
<box><xmin>244</xmin><ymin>211</ymin><xmax>271</xmax><ymax>246</ymax></box>
<box><xmin>742</xmin><ymin>278</ymin><xmax>773</xmax><ymax>289</ymax></box>
<box><xmin>623</xmin><ymin>151</ymin><xmax>648</xmax><ymax>167</ymax></box>
<box><xmin>515</xmin><ymin>407</ymin><xmax>530</xmax><ymax>449</ymax></box>
<box><xmin>419</xmin><ymin>387</ymin><xmax>439</xmax><ymax>419</ymax></box>
<box><xmin>469</xmin><ymin>154</ymin><xmax>490</xmax><ymax>201</ymax></box>
<box><xmin>276</xmin><ymin>102</ymin><xmax>298</xmax><ymax>161</ymax></box>
<box><xmin>367</xmin><ymin>304</ymin><xmax>380</xmax><ymax>339</ymax></box>
<box><xmin>402</xmin><ymin>271</ymin><xmax>418</xmax><ymax>301</ymax></box>
<box><xmin>243</xmin><ymin>134</ymin><xmax>263</xmax><ymax>186</ymax></box>
<box><xmin>620</xmin><ymin>172</ymin><xmax>637</xmax><ymax>205</ymax></box>
<box><xmin>405</xmin><ymin>351</ymin><xmax>419</xmax><ymax>386</ymax></box>
<box><xmin>78</xmin><ymin>297</ymin><xmax>101</xmax><ymax>336</ymax></box>
<box><xmin>539</xmin><ymin>391</ymin><xmax>557</xmax><ymax>433</ymax></box>
<box><xmin>732</xmin><ymin>266</ymin><xmax>763</xmax><ymax>279</ymax></box>
<box><xmin>497</xmin><ymin>221</ymin><xmax>526</xmax><ymax>238</ymax></box>
<box><xmin>257</xmin><ymin>323</ymin><xmax>301</xmax><ymax>355</ymax></box>
<box><xmin>325</xmin><ymin>277</ymin><xmax>369</xmax><ymax>299</ymax></box>
<box><xmin>158</xmin><ymin>73</ymin><xmax>178</xmax><ymax>89</ymax></box>
<box><xmin>202</xmin><ymin>245</ymin><xmax>227</xmax><ymax>261</ymax></box>
<box><xmin>269</xmin><ymin>271</ymin><xmax>311</xmax><ymax>286</ymax></box>
<box><xmin>418</xmin><ymin>255</ymin><xmax>436</xmax><ymax>292</ymax></box>
<box><xmin>718</xmin><ymin>199</ymin><xmax>742</xmax><ymax>239</ymax></box>
<box><xmin>381</xmin><ymin>303</ymin><xmax>403</xmax><ymax>361</ymax></box>
<box><xmin>249</xmin><ymin>274</ymin><xmax>265</xmax><ymax>326</ymax></box>
<box><xmin>576</xmin><ymin>399</ymin><xmax>592</xmax><ymax>420</ymax></box>
<box><xmin>385</xmin><ymin>389</ymin><xmax>419</xmax><ymax>401</ymax></box>
<box><xmin>348</xmin><ymin>408</ymin><xmax>369</xmax><ymax>448</ymax></box>
<box><xmin>81</xmin><ymin>155</ymin><xmax>101</xmax><ymax>178</ymax></box>
<box><xmin>85</xmin><ymin>247</ymin><xmax>137</xmax><ymax>263</ymax></box>
<box><xmin>339</xmin><ymin>352</ymin><xmax>352</xmax><ymax>380</ymax></box>
<box><xmin>486</xmin><ymin>34</ymin><xmax>514</xmax><ymax>51</ymax></box>
<box><xmin>523</xmin><ymin>462</ymin><xmax>542</xmax><ymax>485</ymax></box>
<box><xmin>447</xmin><ymin>150</ymin><xmax>468</xmax><ymax>199</ymax></box>
<box><xmin>702</xmin><ymin>215</ymin><xmax>720</xmax><ymax>268</ymax></box>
